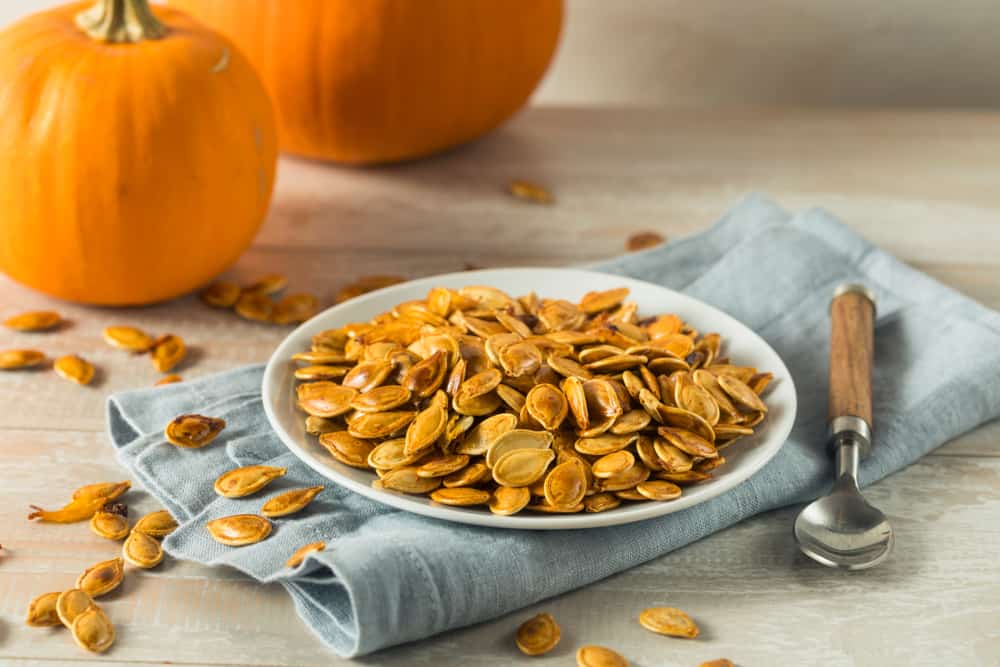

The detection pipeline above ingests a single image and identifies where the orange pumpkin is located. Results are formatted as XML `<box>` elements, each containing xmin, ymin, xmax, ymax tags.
<box><xmin>168</xmin><ymin>0</ymin><xmax>564</xmax><ymax>164</ymax></box>
<box><xmin>0</xmin><ymin>0</ymin><xmax>277</xmax><ymax>305</ymax></box>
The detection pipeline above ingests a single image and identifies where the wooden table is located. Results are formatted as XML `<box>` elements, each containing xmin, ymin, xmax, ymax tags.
<box><xmin>2</xmin><ymin>108</ymin><xmax>998</xmax><ymax>667</ymax></box>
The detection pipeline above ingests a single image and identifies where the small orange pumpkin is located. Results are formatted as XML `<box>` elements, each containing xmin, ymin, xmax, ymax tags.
<box><xmin>169</xmin><ymin>0</ymin><xmax>564</xmax><ymax>164</ymax></box>
<box><xmin>0</xmin><ymin>0</ymin><xmax>277</xmax><ymax>305</ymax></box>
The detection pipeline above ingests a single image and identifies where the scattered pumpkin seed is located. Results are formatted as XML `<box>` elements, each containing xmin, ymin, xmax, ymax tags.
<box><xmin>165</xmin><ymin>414</ymin><xmax>225</xmax><ymax>448</ymax></box>
<box><xmin>25</xmin><ymin>591</ymin><xmax>61</xmax><ymax>626</ymax></box>
<box><xmin>200</xmin><ymin>281</ymin><xmax>242</xmax><ymax>308</ymax></box>
<box><xmin>122</xmin><ymin>529</ymin><xmax>164</xmax><ymax>568</ymax></box>
<box><xmin>576</xmin><ymin>645</ymin><xmax>629</xmax><ymax>667</ymax></box>
<box><xmin>54</xmin><ymin>354</ymin><xmax>95</xmax><ymax>385</ymax></box>
<box><xmin>429</xmin><ymin>487</ymin><xmax>491</xmax><ymax>506</ymax></box>
<box><xmin>626</xmin><ymin>230</ymin><xmax>665</xmax><ymax>252</ymax></box>
<box><xmin>0</xmin><ymin>348</ymin><xmax>46</xmax><ymax>370</ymax></box>
<box><xmin>286</xmin><ymin>541</ymin><xmax>326</xmax><ymax>568</ymax></box>
<box><xmin>235</xmin><ymin>291</ymin><xmax>274</xmax><ymax>322</ymax></box>
<box><xmin>261</xmin><ymin>486</ymin><xmax>325</xmax><ymax>517</ymax></box>
<box><xmin>273</xmin><ymin>293</ymin><xmax>319</xmax><ymax>325</ymax></box>
<box><xmin>150</xmin><ymin>334</ymin><xmax>185</xmax><ymax>372</ymax></box>
<box><xmin>133</xmin><ymin>509</ymin><xmax>178</xmax><ymax>538</ymax></box>
<box><xmin>516</xmin><ymin>612</ymin><xmax>561</xmax><ymax>655</ymax></box>
<box><xmin>509</xmin><ymin>179</ymin><xmax>554</xmax><ymax>204</ymax></box>
<box><xmin>76</xmin><ymin>557</ymin><xmax>124</xmax><ymax>597</ymax></box>
<box><xmin>213</xmin><ymin>465</ymin><xmax>287</xmax><ymax>498</ymax></box>
<box><xmin>638</xmin><ymin>606</ymin><xmax>699</xmax><ymax>638</ymax></box>
<box><xmin>89</xmin><ymin>511</ymin><xmax>130</xmax><ymax>540</ymax></box>
<box><xmin>103</xmin><ymin>325</ymin><xmax>154</xmax><ymax>352</ymax></box>
<box><xmin>206</xmin><ymin>514</ymin><xmax>272</xmax><ymax>546</ymax></box>
<box><xmin>56</xmin><ymin>589</ymin><xmax>94</xmax><ymax>628</ymax></box>
<box><xmin>4</xmin><ymin>310</ymin><xmax>61</xmax><ymax>331</ymax></box>
<box><xmin>71</xmin><ymin>606</ymin><xmax>115</xmax><ymax>653</ymax></box>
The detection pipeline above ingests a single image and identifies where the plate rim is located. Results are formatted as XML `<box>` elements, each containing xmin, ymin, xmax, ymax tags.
<box><xmin>261</xmin><ymin>267</ymin><xmax>797</xmax><ymax>530</ymax></box>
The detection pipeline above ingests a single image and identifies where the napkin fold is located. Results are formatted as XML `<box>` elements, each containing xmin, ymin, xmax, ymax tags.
<box><xmin>107</xmin><ymin>194</ymin><xmax>1000</xmax><ymax>657</ymax></box>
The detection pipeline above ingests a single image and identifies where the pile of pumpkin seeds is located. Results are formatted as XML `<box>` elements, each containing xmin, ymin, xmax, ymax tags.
<box><xmin>24</xmin><ymin>480</ymin><xmax>178</xmax><ymax>654</ymax></box>
<box><xmin>288</xmin><ymin>285</ymin><xmax>772</xmax><ymax>515</ymax></box>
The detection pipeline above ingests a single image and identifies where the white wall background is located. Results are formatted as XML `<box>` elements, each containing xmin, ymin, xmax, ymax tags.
<box><xmin>5</xmin><ymin>0</ymin><xmax>1000</xmax><ymax>108</ymax></box>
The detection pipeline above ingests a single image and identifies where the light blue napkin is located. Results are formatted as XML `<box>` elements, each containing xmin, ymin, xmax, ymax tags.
<box><xmin>106</xmin><ymin>194</ymin><xmax>1000</xmax><ymax>657</ymax></box>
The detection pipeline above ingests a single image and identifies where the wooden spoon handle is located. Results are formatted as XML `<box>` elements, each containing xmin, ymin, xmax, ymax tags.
<box><xmin>828</xmin><ymin>284</ymin><xmax>875</xmax><ymax>427</ymax></box>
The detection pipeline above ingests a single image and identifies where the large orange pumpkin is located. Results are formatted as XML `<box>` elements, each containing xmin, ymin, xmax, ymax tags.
<box><xmin>168</xmin><ymin>0</ymin><xmax>564</xmax><ymax>164</ymax></box>
<box><xmin>0</xmin><ymin>0</ymin><xmax>277</xmax><ymax>305</ymax></box>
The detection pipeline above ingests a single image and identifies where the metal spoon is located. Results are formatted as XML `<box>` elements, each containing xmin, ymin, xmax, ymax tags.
<box><xmin>794</xmin><ymin>284</ymin><xmax>894</xmax><ymax>570</ymax></box>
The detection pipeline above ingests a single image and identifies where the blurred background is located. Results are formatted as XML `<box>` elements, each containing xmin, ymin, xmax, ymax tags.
<box><xmin>4</xmin><ymin>0</ymin><xmax>998</xmax><ymax>108</ymax></box>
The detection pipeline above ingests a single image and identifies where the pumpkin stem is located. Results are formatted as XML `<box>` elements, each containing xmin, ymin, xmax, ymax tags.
<box><xmin>76</xmin><ymin>0</ymin><xmax>167</xmax><ymax>43</ymax></box>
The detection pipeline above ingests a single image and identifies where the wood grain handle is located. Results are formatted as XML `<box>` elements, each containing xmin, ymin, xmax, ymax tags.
<box><xmin>829</xmin><ymin>285</ymin><xmax>875</xmax><ymax>427</ymax></box>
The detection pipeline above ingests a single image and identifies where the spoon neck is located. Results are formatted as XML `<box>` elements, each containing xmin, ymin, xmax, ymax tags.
<box><xmin>835</xmin><ymin>439</ymin><xmax>861</xmax><ymax>481</ymax></box>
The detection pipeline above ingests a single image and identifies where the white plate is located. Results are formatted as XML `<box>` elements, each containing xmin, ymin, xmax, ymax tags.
<box><xmin>262</xmin><ymin>268</ymin><xmax>797</xmax><ymax>530</ymax></box>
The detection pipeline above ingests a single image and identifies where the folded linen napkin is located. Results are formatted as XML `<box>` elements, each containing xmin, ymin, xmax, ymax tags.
<box><xmin>107</xmin><ymin>194</ymin><xmax>1000</xmax><ymax>657</ymax></box>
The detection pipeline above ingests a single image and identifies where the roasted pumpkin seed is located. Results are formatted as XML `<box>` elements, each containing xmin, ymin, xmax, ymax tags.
<box><xmin>89</xmin><ymin>511</ymin><xmax>130</xmax><ymax>540</ymax></box>
<box><xmin>71</xmin><ymin>606</ymin><xmax>115</xmax><ymax>653</ymax></box>
<box><xmin>165</xmin><ymin>414</ymin><xmax>225</xmax><ymax>448</ymax></box>
<box><xmin>430</xmin><ymin>487</ymin><xmax>491</xmax><ymax>506</ymax></box>
<box><xmin>76</xmin><ymin>557</ymin><xmax>124</xmax><ymax>597</ymax></box>
<box><xmin>635</xmin><ymin>480</ymin><xmax>683</xmax><ymax>501</ymax></box>
<box><xmin>53</xmin><ymin>354</ymin><xmax>95</xmax><ymax>385</ymax></box>
<box><xmin>348</xmin><ymin>410</ymin><xmax>416</xmax><ymax>439</ymax></box>
<box><xmin>273</xmin><ymin>293</ymin><xmax>319</xmax><ymax>325</ymax></box>
<box><xmin>214</xmin><ymin>465</ymin><xmax>287</xmax><ymax>498</ymax></box>
<box><xmin>509</xmin><ymin>179</ymin><xmax>553</xmax><ymax>204</ymax></box>
<box><xmin>0</xmin><ymin>348</ymin><xmax>45</xmax><ymax>370</ymax></box>
<box><xmin>544</xmin><ymin>458</ymin><xmax>588</xmax><ymax>508</ymax></box>
<box><xmin>206</xmin><ymin>514</ymin><xmax>272</xmax><ymax>546</ymax></box>
<box><xmin>377</xmin><ymin>467</ymin><xmax>442</xmax><ymax>494</ymax></box>
<box><xmin>133</xmin><ymin>509</ymin><xmax>177</xmax><ymax>538</ymax></box>
<box><xmin>516</xmin><ymin>612</ymin><xmax>561</xmax><ymax>655</ymax></box>
<box><xmin>489</xmin><ymin>485</ymin><xmax>532</xmax><ymax>515</ymax></box>
<box><xmin>25</xmin><ymin>591</ymin><xmax>62</xmax><ymax>626</ymax></box>
<box><xmin>262</xmin><ymin>486</ymin><xmax>324</xmax><ymax>517</ymax></box>
<box><xmin>591</xmin><ymin>450</ymin><xmax>636</xmax><ymax>479</ymax></box>
<box><xmin>122</xmin><ymin>529</ymin><xmax>164</xmax><ymax>568</ymax></box>
<box><xmin>200</xmin><ymin>281</ymin><xmax>242</xmax><ymax>307</ymax></box>
<box><xmin>638</xmin><ymin>606</ymin><xmax>699</xmax><ymax>638</ymax></box>
<box><xmin>235</xmin><ymin>291</ymin><xmax>274</xmax><ymax>322</ymax></box>
<box><xmin>321</xmin><ymin>431</ymin><xmax>376</xmax><ymax>468</ymax></box>
<box><xmin>286</xmin><ymin>541</ymin><xmax>326</xmax><ymax>569</ymax></box>
<box><xmin>150</xmin><ymin>334</ymin><xmax>186</xmax><ymax>372</ymax></box>
<box><xmin>56</xmin><ymin>588</ymin><xmax>94</xmax><ymax>628</ymax></box>
<box><xmin>492</xmin><ymin>448</ymin><xmax>554</xmax><ymax>487</ymax></box>
<box><xmin>294</xmin><ymin>365</ymin><xmax>350</xmax><ymax>381</ymax></box>
<box><xmin>486</xmin><ymin>429</ymin><xmax>553</xmax><ymax>468</ymax></box>
<box><xmin>626</xmin><ymin>230</ymin><xmax>665</xmax><ymax>251</ymax></box>
<box><xmin>584</xmin><ymin>492</ymin><xmax>621</xmax><ymax>513</ymax></box>
<box><xmin>576</xmin><ymin>645</ymin><xmax>629</xmax><ymax>667</ymax></box>
<box><xmin>4</xmin><ymin>310</ymin><xmax>61</xmax><ymax>331</ymax></box>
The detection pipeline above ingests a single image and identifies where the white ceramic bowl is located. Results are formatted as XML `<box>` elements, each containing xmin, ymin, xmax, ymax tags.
<box><xmin>262</xmin><ymin>268</ymin><xmax>797</xmax><ymax>530</ymax></box>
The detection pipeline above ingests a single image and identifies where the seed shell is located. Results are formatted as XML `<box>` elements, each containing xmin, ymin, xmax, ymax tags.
<box><xmin>54</xmin><ymin>354</ymin><xmax>95</xmax><ymax>385</ymax></box>
<box><xmin>576</xmin><ymin>645</ymin><xmax>629</xmax><ymax>667</ymax></box>
<box><xmin>71</xmin><ymin>606</ymin><xmax>115</xmax><ymax>653</ymax></box>
<box><xmin>150</xmin><ymin>334</ymin><xmax>186</xmax><ymax>372</ymax></box>
<box><xmin>286</xmin><ymin>541</ymin><xmax>326</xmax><ymax>568</ymax></box>
<box><xmin>261</xmin><ymin>486</ymin><xmax>324</xmax><ymax>517</ymax></box>
<box><xmin>165</xmin><ymin>414</ymin><xmax>225</xmax><ymax>448</ymax></box>
<box><xmin>0</xmin><ymin>349</ymin><xmax>46</xmax><ymax>370</ymax></box>
<box><xmin>638</xmin><ymin>606</ymin><xmax>699</xmax><ymax>638</ymax></box>
<box><xmin>206</xmin><ymin>514</ymin><xmax>273</xmax><ymax>546</ymax></box>
<box><xmin>133</xmin><ymin>509</ymin><xmax>178</xmax><ymax>538</ymax></box>
<box><xmin>25</xmin><ymin>591</ymin><xmax>61</xmax><ymax>626</ymax></box>
<box><xmin>4</xmin><ymin>310</ymin><xmax>61</xmax><ymax>331</ymax></box>
<box><xmin>76</xmin><ymin>557</ymin><xmax>124</xmax><ymax>597</ymax></box>
<box><xmin>214</xmin><ymin>465</ymin><xmax>287</xmax><ymax>498</ymax></box>
<box><xmin>56</xmin><ymin>589</ymin><xmax>94</xmax><ymax>628</ymax></box>
<box><xmin>122</xmin><ymin>529</ymin><xmax>165</xmax><ymax>568</ymax></box>
<box><xmin>89</xmin><ymin>511</ymin><xmax>130</xmax><ymax>540</ymax></box>
<box><xmin>516</xmin><ymin>612</ymin><xmax>561</xmax><ymax>655</ymax></box>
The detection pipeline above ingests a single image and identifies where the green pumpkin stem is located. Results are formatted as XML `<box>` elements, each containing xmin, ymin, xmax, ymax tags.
<box><xmin>76</xmin><ymin>0</ymin><xmax>167</xmax><ymax>43</ymax></box>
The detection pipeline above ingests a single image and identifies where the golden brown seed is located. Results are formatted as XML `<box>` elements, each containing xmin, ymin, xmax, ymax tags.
<box><xmin>658</xmin><ymin>426</ymin><xmax>717</xmax><ymax>459</ymax></box>
<box><xmin>580</xmin><ymin>287</ymin><xmax>630</xmax><ymax>314</ymax></box>
<box><xmin>584</xmin><ymin>492</ymin><xmax>621</xmax><ymax>513</ymax></box>
<box><xmin>509</xmin><ymin>179</ymin><xmax>553</xmax><ymax>204</ymax></box>
<box><xmin>54</xmin><ymin>354</ymin><xmax>95</xmax><ymax>385</ymax></box>
<box><xmin>498</xmin><ymin>341</ymin><xmax>543</xmax><ymax>377</ymax></box>
<box><xmin>214</xmin><ymin>465</ymin><xmax>287</xmax><ymax>498</ymax></box>
<box><xmin>122</xmin><ymin>529</ymin><xmax>165</xmax><ymax>568</ymax></box>
<box><xmin>343</xmin><ymin>359</ymin><xmax>394</xmax><ymax>393</ymax></box>
<box><xmin>235</xmin><ymin>291</ymin><xmax>275</xmax><ymax>322</ymax></box>
<box><xmin>575</xmin><ymin>433</ymin><xmax>637</xmax><ymax>456</ymax></box>
<box><xmin>71</xmin><ymin>606</ymin><xmax>115</xmax><ymax>653</ymax></box>
<box><xmin>615</xmin><ymin>488</ymin><xmax>647</xmax><ymax>501</ymax></box>
<box><xmin>297</xmin><ymin>381</ymin><xmax>357</xmax><ymax>418</ymax></box>
<box><xmin>349</xmin><ymin>385</ymin><xmax>412</xmax><ymax>413</ymax></box>
<box><xmin>442</xmin><ymin>461</ymin><xmax>491</xmax><ymax>488</ymax></box>
<box><xmin>576</xmin><ymin>645</ymin><xmax>629</xmax><ymax>667</ymax></box>
<box><xmin>0</xmin><ymin>348</ymin><xmax>46</xmax><ymax>369</ymax></box>
<box><xmin>430</xmin><ymin>487</ymin><xmax>491</xmax><ymax>506</ymax></box>
<box><xmin>457</xmin><ymin>413</ymin><xmax>517</xmax><ymax>456</ymax></box>
<box><xmin>598</xmin><ymin>462</ymin><xmax>651</xmax><ymax>492</ymax></box>
<box><xmin>417</xmin><ymin>454</ymin><xmax>470</xmax><ymax>478</ymax></box>
<box><xmin>525</xmin><ymin>383</ymin><xmax>568</xmax><ymax>430</ymax></box>
<box><xmin>591</xmin><ymin>450</ymin><xmax>636</xmax><ymax>479</ymax></box>
<box><xmin>516</xmin><ymin>612</ymin><xmax>561</xmax><ymax>655</ymax></box>
<box><xmin>489</xmin><ymin>485</ymin><xmax>532</xmax><ymax>516</ymax></box>
<box><xmin>404</xmin><ymin>402</ymin><xmax>448</xmax><ymax>456</ymax></box>
<box><xmin>76</xmin><ymin>557</ymin><xmax>125</xmax><ymax>597</ymax></box>
<box><xmin>165</xmin><ymin>414</ymin><xmax>225</xmax><ymax>448</ymax></box>
<box><xmin>638</xmin><ymin>606</ymin><xmax>699</xmax><ymax>638</ymax></box>
<box><xmin>206</xmin><ymin>514</ymin><xmax>273</xmax><ymax>546</ymax></box>
<box><xmin>4</xmin><ymin>310</ymin><xmax>61</xmax><ymax>331</ymax></box>
<box><xmin>294</xmin><ymin>365</ymin><xmax>350</xmax><ymax>381</ymax></box>
<box><xmin>335</xmin><ymin>275</ymin><xmax>406</xmax><ymax>303</ymax></box>
<box><xmin>321</xmin><ymin>431</ymin><xmax>376</xmax><ymax>468</ymax></box>
<box><xmin>89</xmin><ymin>511</ymin><xmax>130</xmax><ymax>540</ymax></box>
<box><xmin>348</xmin><ymin>410</ymin><xmax>416</xmax><ymax>439</ymax></box>
<box><xmin>635</xmin><ymin>480</ymin><xmax>683</xmax><ymax>501</ymax></box>
<box><xmin>492</xmin><ymin>448</ymin><xmax>555</xmax><ymax>487</ymax></box>
<box><xmin>377</xmin><ymin>467</ymin><xmax>442</xmax><ymax>494</ymax></box>
<box><xmin>25</xmin><ymin>591</ymin><xmax>61</xmax><ymax>627</ymax></box>
<box><xmin>609</xmin><ymin>409</ymin><xmax>651</xmax><ymax>435</ymax></box>
<box><xmin>133</xmin><ymin>509</ymin><xmax>178</xmax><ymax>538</ymax></box>
<box><xmin>544</xmin><ymin>459</ymin><xmax>588</xmax><ymax>508</ymax></box>
<box><xmin>150</xmin><ymin>334</ymin><xmax>186</xmax><ymax>372</ymax></box>
<box><xmin>243</xmin><ymin>273</ymin><xmax>287</xmax><ymax>295</ymax></box>
<box><xmin>653</xmin><ymin>438</ymin><xmax>694</xmax><ymax>473</ymax></box>
<box><xmin>262</xmin><ymin>486</ymin><xmax>325</xmax><ymax>517</ymax></box>
<box><xmin>56</xmin><ymin>589</ymin><xmax>94</xmax><ymax>628</ymax></box>
<box><xmin>156</xmin><ymin>374</ymin><xmax>183</xmax><ymax>386</ymax></box>
<box><xmin>716</xmin><ymin>374</ymin><xmax>769</xmax><ymax>412</ymax></box>
<box><xmin>656</xmin><ymin>470</ymin><xmax>712</xmax><ymax>485</ymax></box>
<box><xmin>626</xmin><ymin>230</ymin><xmax>665</xmax><ymax>251</ymax></box>
<box><xmin>286</xmin><ymin>541</ymin><xmax>326</xmax><ymax>568</ymax></box>
<box><xmin>293</xmin><ymin>351</ymin><xmax>349</xmax><ymax>365</ymax></box>
<box><xmin>486</xmin><ymin>429</ymin><xmax>554</xmax><ymax>468</ymax></box>
<box><xmin>456</xmin><ymin>368</ymin><xmax>504</xmax><ymax>402</ymax></box>
<box><xmin>200</xmin><ymin>281</ymin><xmax>242</xmax><ymax>307</ymax></box>
<box><xmin>273</xmin><ymin>293</ymin><xmax>319</xmax><ymax>325</ymax></box>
